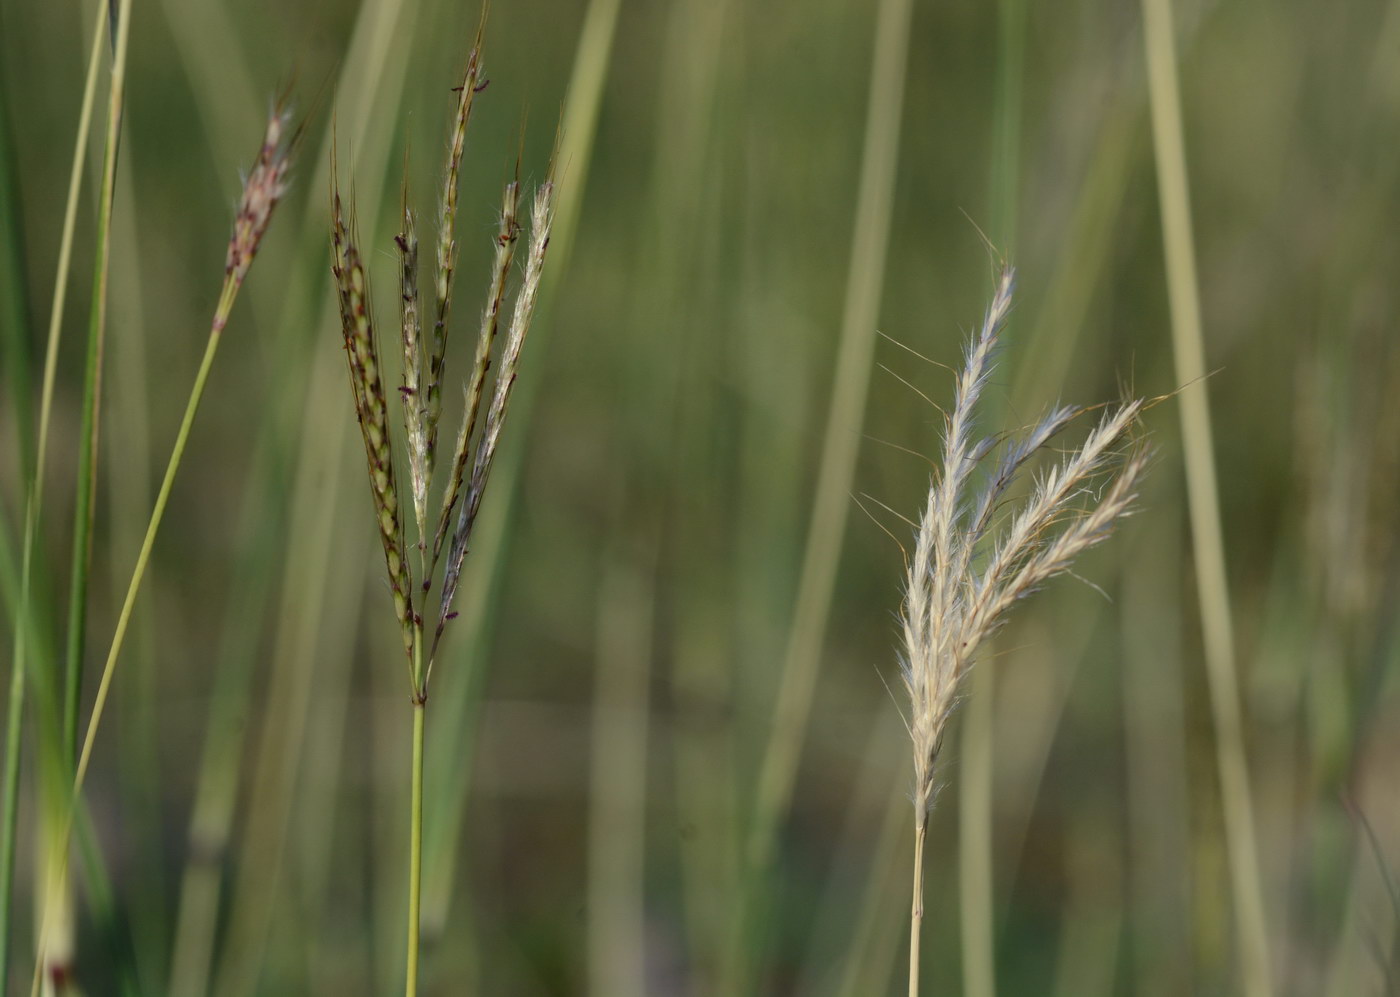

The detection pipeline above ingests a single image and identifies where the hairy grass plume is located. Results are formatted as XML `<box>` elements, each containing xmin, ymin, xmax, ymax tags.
<box><xmin>897</xmin><ymin>265</ymin><xmax>1148</xmax><ymax>995</ymax></box>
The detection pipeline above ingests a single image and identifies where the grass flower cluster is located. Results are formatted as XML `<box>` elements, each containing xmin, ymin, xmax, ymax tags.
<box><xmin>329</xmin><ymin>19</ymin><xmax>557</xmax><ymax>993</ymax></box>
<box><xmin>897</xmin><ymin>266</ymin><xmax>1149</xmax><ymax>994</ymax></box>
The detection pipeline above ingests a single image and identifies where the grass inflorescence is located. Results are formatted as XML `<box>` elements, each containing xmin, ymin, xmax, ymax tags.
<box><xmin>896</xmin><ymin>266</ymin><xmax>1148</xmax><ymax>995</ymax></box>
<box><xmin>329</xmin><ymin>16</ymin><xmax>557</xmax><ymax>992</ymax></box>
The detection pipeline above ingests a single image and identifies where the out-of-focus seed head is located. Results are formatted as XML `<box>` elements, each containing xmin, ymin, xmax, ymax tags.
<box><xmin>225</xmin><ymin>106</ymin><xmax>296</xmax><ymax>293</ymax></box>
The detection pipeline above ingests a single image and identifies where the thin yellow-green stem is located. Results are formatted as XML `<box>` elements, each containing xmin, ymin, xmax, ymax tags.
<box><xmin>959</xmin><ymin>673</ymin><xmax>996</xmax><ymax>997</ymax></box>
<box><xmin>64</xmin><ymin>0</ymin><xmax>135</xmax><ymax>767</ymax></box>
<box><xmin>586</xmin><ymin>552</ymin><xmax>654</xmax><ymax>997</ymax></box>
<box><xmin>909</xmin><ymin>819</ymin><xmax>927</xmax><ymax>997</ymax></box>
<box><xmin>1139</xmin><ymin>1</ymin><xmax>1272</xmax><ymax>994</ymax></box>
<box><xmin>47</xmin><ymin>109</ymin><xmax>125</xmax><ymax>990</ymax></box>
<box><xmin>0</xmin><ymin>1</ymin><xmax>107</xmax><ymax>984</ymax></box>
<box><xmin>77</xmin><ymin>284</ymin><xmax>231</xmax><ymax>793</ymax></box>
<box><xmin>958</xmin><ymin>1</ymin><xmax>1024</xmax><ymax>986</ymax></box>
<box><xmin>32</xmin><ymin>0</ymin><xmax>106</xmax><ymax>481</ymax></box>
<box><xmin>405</xmin><ymin>696</ymin><xmax>426</xmax><ymax>997</ymax></box>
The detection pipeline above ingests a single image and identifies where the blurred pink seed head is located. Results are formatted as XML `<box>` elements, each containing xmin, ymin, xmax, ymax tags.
<box><xmin>224</xmin><ymin>104</ymin><xmax>296</xmax><ymax>292</ymax></box>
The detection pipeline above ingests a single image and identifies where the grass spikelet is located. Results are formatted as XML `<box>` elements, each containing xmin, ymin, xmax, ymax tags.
<box><xmin>430</xmin><ymin>173</ymin><xmax>520</xmax><ymax>577</ymax></box>
<box><xmin>424</xmin><ymin>9</ymin><xmax>490</xmax><ymax>485</ymax></box>
<box><xmin>435</xmin><ymin>168</ymin><xmax>555</xmax><ymax>663</ymax></box>
<box><xmin>224</xmin><ymin>107</ymin><xmax>294</xmax><ymax>297</ymax></box>
<box><xmin>898</xmin><ymin>265</ymin><xmax>1148</xmax><ymax>995</ymax></box>
<box><xmin>397</xmin><ymin>188</ymin><xmax>427</xmax><ymax>561</ymax></box>
<box><xmin>331</xmin><ymin>184</ymin><xmax>416</xmax><ymax>670</ymax></box>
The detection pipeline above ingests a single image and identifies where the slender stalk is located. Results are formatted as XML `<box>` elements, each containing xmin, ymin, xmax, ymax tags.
<box><xmin>44</xmin><ymin>0</ymin><xmax>135</xmax><ymax>975</ymax></box>
<box><xmin>909</xmin><ymin>819</ymin><xmax>927</xmax><ymax>997</ymax></box>
<box><xmin>46</xmin><ymin>116</ymin><xmax>123</xmax><ymax>992</ymax></box>
<box><xmin>62</xmin><ymin>125</ymin><xmax>116</xmax><ymax>763</ymax></box>
<box><xmin>1139</xmin><ymin>1</ymin><xmax>1272</xmax><ymax>993</ymax></box>
<box><xmin>958</xmin><ymin>676</ymin><xmax>995</xmax><ymax>997</ymax></box>
<box><xmin>0</xmin><ymin>629</ymin><xmax>23</xmax><ymax>984</ymax></box>
<box><xmin>0</xmin><ymin>12</ymin><xmax>35</xmax><ymax>483</ymax></box>
<box><xmin>958</xmin><ymin>2</ymin><xmax>1025</xmax><ymax>987</ymax></box>
<box><xmin>77</xmin><ymin>289</ymin><xmax>227</xmax><ymax>791</ymax></box>
<box><xmin>0</xmin><ymin>3</ymin><xmax>108</xmax><ymax>983</ymax></box>
<box><xmin>64</xmin><ymin>0</ymin><xmax>137</xmax><ymax>767</ymax></box>
<box><xmin>406</xmin><ymin>616</ymin><xmax>426</xmax><ymax>997</ymax></box>
<box><xmin>405</xmin><ymin>692</ymin><xmax>426</xmax><ymax>997</ymax></box>
<box><xmin>80</xmin><ymin>96</ymin><xmax>299</xmax><ymax>799</ymax></box>
<box><xmin>36</xmin><ymin>102</ymin><xmax>292</xmax><ymax>965</ymax></box>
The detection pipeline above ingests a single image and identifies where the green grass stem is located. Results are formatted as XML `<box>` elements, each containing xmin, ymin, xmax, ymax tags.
<box><xmin>1139</xmin><ymin>0</ymin><xmax>1272</xmax><ymax>993</ymax></box>
<box><xmin>0</xmin><ymin>2</ymin><xmax>107</xmax><ymax>985</ymax></box>
<box><xmin>958</xmin><ymin>4</ymin><xmax>1026</xmax><ymax>993</ymax></box>
<box><xmin>406</xmin><ymin>690</ymin><xmax>426</xmax><ymax>997</ymax></box>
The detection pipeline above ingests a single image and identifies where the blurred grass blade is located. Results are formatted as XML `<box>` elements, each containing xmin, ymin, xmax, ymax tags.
<box><xmin>1123</xmin><ymin>526</ymin><xmax>1193</xmax><ymax>997</ymax></box>
<box><xmin>0</xmin><ymin>1</ymin><xmax>108</xmax><ymax>986</ymax></box>
<box><xmin>63</xmin><ymin>0</ymin><xmax>145</xmax><ymax>768</ymax></box>
<box><xmin>958</xmin><ymin>4</ymin><xmax>1026</xmax><ymax>994</ymax></box>
<box><xmin>0</xmin><ymin>14</ymin><xmax>35</xmax><ymax>483</ymax></box>
<box><xmin>1139</xmin><ymin>0</ymin><xmax>1272</xmax><ymax>993</ymax></box>
<box><xmin>586</xmin><ymin>547</ymin><xmax>656</xmax><ymax>997</ymax></box>
<box><xmin>735</xmin><ymin>0</ymin><xmax>914</xmax><ymax>984</ymax></box>
<box><xmin>42</xmin><ymin>0</ymin><xmax>133</xmax><ymax>982</ymax></box>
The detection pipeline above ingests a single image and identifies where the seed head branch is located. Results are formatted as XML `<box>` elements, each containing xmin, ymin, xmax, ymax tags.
<box><xmin>332</xmin><ymin>183</ymin><xmax>416</xmax><ymax>672</ymax></box>
<box><xmin>424</xmin><ymin>15</ymin><xmax>489</xmax><ymax>486</ymax></box>
<box><xmin>433</xmin><ymin>173</ymin><xmax>555</xmax><ymax>672</ymax></box>
<box><xmin>430</xmin><ymin>176</ymin><xmax>521</xmax><ymax>578</ymax></box>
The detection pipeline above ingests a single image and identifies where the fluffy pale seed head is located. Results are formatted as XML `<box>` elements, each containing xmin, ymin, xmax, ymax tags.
<box><xmin>899</xmin><ymin>265</ymin><xmax>1148</xmax><ymax>817</ymax></box>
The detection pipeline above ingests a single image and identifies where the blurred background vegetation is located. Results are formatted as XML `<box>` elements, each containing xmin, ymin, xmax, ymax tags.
<box><xmin>1</xmin><ymin>0</ymin><xmax>1398</xmax><ymax>994</ymax></box>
